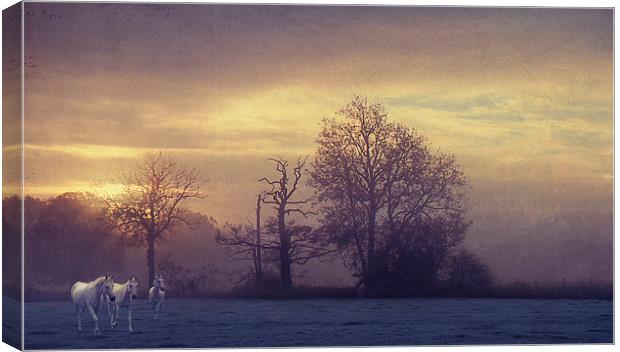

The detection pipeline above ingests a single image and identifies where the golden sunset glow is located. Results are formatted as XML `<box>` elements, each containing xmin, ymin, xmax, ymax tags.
<box><xmin>19</xmin><ymin>182</ymin><xmax>126</xmax><ymax>198</ymax></box>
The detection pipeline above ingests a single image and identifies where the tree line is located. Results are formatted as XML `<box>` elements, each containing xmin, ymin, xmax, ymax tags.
<box><xmin>217</xmin><ymin>96</ymin><xmax>491</xmax><ymax>296</ymax></box>
<box><xmin>7</xmin><ymin>96</ymin><xmax>495</xmax><ymax>299</ymax></box>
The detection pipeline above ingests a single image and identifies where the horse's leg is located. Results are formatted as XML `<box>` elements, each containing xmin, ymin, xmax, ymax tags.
<box><xmin>128</xmin><ymin>305</ymin><xmax>133</xmax><ymax>332</ymax></box>
<box><xmin>112</xmin><ymin>304</ymin><xmax>117</xmax><ymax>327</ymax></box>
<box><xmin>153</xmin><ymin>301</ymin><xmax>160</xmax><ymax>320</ymax></box>
<box><xmin>151</xmin><ymin>302</ymin><xmax>157</xmax><ymax>320</ymax></box>
<box><xmin>75</xmin><ymin>304</ymin><xmax>83</xmax><ymax>332</ymax></box>
<box><xmin>107</xmin><ymin>301</ymin><xmax>113</xmax><ymax>328</ymax></box>
<box><xmin>112</xmin><ymin>303</ymin><xmax>117</xmax><ymax>327</ymax></box>
<box><xmin>157</xmin><ymin>299</ymin><xmax>163</xmax><ymax>319</ymax></box>
<box><xmin>87</xmin><ymin>303</ymin><xmax>101</xmax><ymax>335</ymax></box>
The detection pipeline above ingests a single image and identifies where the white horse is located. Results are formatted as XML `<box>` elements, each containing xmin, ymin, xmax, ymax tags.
<box><xmin>71</xmin><ymin>275</ymin><xmax>116</xmax><ymax>335</ymax></box>
<box><xmin>107</xmin><ymin>277</ymin><xmax>139</xmax><ymax>332</ymax></box>
<box><xmin>148</xmin><ymin>274</ymin><xmax>166</xmax><ymax>320</ymax></box>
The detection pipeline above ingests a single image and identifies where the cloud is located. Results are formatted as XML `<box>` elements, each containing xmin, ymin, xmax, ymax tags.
<box><xmin>384</xmin><ymin>94</ymin><xmax>511</xmax><ymax>112</ymax></box>
<box><xmin>458</xmin><ymin>114</ymin><xmax>526</xmax><ymax>122</ymax></box>
<box><xmin>551</xmin><ymin>128</ymin><xmax>611</xmax><ymax>151</ymax></box>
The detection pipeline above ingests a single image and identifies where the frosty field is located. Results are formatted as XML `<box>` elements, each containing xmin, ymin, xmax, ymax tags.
<box><xmin>22</xmin><ymin>297</ymin><xmax>612</xmax><ymax>349</ymax></box>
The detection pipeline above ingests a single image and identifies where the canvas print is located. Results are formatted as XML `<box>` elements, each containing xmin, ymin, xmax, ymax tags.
<box><xmin>2</xmin><ymin>3</ymin><xmax>613</xmax><ymax>350</ymax></box>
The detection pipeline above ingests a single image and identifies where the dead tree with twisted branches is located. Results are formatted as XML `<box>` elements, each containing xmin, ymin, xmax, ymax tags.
<box><xmin>259</xmin><ymin>156</ymin><xmax>319</xmax><ymax>289</ymax></box>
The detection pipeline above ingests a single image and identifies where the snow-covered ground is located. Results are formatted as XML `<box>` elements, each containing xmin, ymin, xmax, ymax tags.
<box><xmin>24</xmin><ymin>297</ymin><xmax>612</xmax><ymax>349</ymax></box>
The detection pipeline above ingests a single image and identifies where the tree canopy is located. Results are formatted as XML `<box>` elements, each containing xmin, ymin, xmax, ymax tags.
<box><xmin>310</xmin><ymin>96</ymin><xmax>468</xmax><ymax>295</ymax></box>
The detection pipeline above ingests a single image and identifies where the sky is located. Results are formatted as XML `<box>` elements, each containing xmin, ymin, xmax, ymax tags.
<box><xmin>12</xmin><ymin>4</ymin><xmax>613</xmax><ymax>284</ymax></box>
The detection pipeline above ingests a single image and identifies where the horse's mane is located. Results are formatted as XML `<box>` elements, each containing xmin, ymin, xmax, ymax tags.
<box><xmin>92</xmin><ymin>276</ymin><xmax>107</xmax><ymax>285</ymax></box>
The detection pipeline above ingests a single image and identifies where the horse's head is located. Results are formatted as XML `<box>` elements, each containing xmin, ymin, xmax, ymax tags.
<box><xmin>128</xmin><ymin>277</ymin><xmax>139</xmax><ymax>300</ymax></box>
<box><xmin>103</xmin><ymin>275</ymin><xmax>116</xmax><ymax>302</ymax></box>
<box><xmin>153</xmin><ymin>274</ymin><xmax>166</xmax><ymax>292</ymax></box>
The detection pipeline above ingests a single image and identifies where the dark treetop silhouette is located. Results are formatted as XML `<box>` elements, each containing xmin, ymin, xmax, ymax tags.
<box><xmin>309</xmin><ymin>96</ymin><xmax>468</xmax><ymax>296</ymax></box>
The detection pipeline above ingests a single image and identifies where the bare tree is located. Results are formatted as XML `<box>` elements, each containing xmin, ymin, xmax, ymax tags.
<box><xmin>309</xmin><ymin>96</ymin><xmax>467</xmax><ymax>294</ymax></box>
<box><xmin>259</xmin><ymin>157</ymin><xmax>317</xmax><ymax>289</ymax></box>
<box><xmin>104</xmin><ymin>153</ymin><xmax>206</xmax><ymax>284</ymax></box>
<box><xmin>216</xmin><ymin>222</ymin><xmax>266</xmax><ymax>286</ymax></box>
<box><xmin>216</xmin><ymin>186</ymin><xmax>333</xmax><ymax>290</ymax></box>
<box><xmin>216</xmin><ymin>193</ymin><xmax>268</xmax><ymax>287</ymax></box>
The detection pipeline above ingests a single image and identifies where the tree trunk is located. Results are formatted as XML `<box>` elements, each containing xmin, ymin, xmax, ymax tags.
<box><xmin>366</xmin><ymin>199</ymin><xmax>377</xmax><ymax>294</ymax></box>
<box><xmin>146</xmin><ymin>235</ymin><xmax>156</xmax><ymax>285</ymax></box>
<box><xmin>255</xmin><ymin>194</ymin><xmax>263</xmax><ymax>285</ymax></box>
<box><xmin>279</xmin><ymin>246</ymin><xmax>292</xmax><ymax>289</ymax></box>
<box><xmin>278</xmin><ymin>209</ymin><xmax>292</xmax><ymax>289</ymax></box>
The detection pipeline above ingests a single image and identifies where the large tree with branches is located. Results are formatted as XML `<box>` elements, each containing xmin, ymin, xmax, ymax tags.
<box><xmin>105</xmin><ymin>153</ymin><xmax>206</xmax><ymax>284</ymax></box>
<box><xmin>309</xmin><ymin>96</ymin><xmax>467</xmax><ymax>295</ymax></box>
